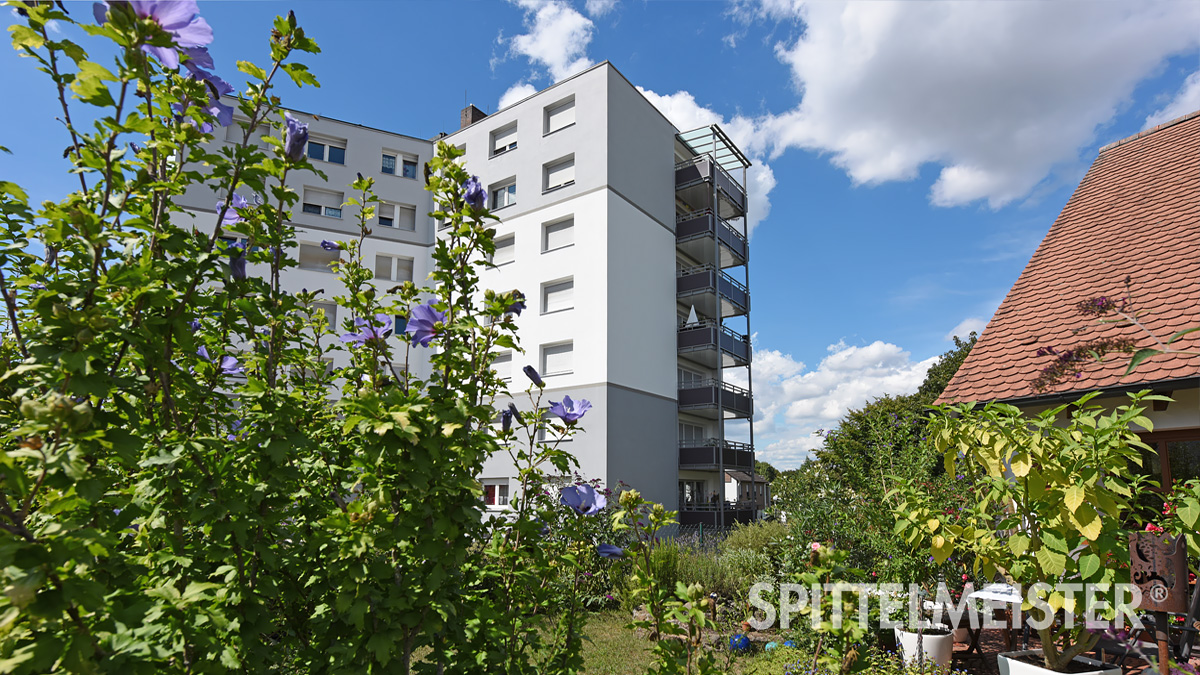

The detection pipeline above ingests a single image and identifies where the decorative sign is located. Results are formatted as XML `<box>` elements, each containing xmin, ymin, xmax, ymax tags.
<box><xmin>1128</xmin><ymin>532</ymin><xmax>1189</xmax><ymax>614</ymax></box>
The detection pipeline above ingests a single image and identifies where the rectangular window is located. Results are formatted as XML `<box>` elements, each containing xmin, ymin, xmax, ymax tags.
<box><xmin>545</xmin><ymin>97</ymin><xmax>575</xmax><ymax>134</ymax></box>
<box><xmin>311</xmin><ymin>301</ymin><xmax>336</xmax><ymax>330</ymax></box>
<box><xmin>375</xmin><ymin>254</ymin><xmax>414</xmax><ymax>282</ymax></box>
<box><xmin>381</xmin><ymin>153</ymin><xmax>396</xmax><ymax>174</ymax></box>
<box><xmin>677</xmin><ymin>367</ymin><xmax>704</xmax><ymax>386</ymax></box>
<box><xmin>542</xmin><ymin>342</ymin><xmax>573</xmax><ymax>376</ymax></box>
<box><xmin>493</xmin><ymin>235</ymin><xmax>515</xmax><ymax>265</ymax></box>
<box><xmin>493</xmin><ymin>351</ymin><xmax>512</xmax><ymax>381</ymax></box>
<box><xmin>396</xmin><ymin>204</ymin><xmax>416</xmax><ymax>231</ymax></box>
<box><xmin>483</xmin><ymin>480</ymin><xmax>509</xmax><ymax>507</ymax></box>
<box><xmin>679</xmin><ymin>422</ymin><xmax>704</xmax><ymax>442</ymax></box>
<box><xmin>402</xmin><ymin>157</ymin><xmax>418</xmax><ymax>179</ymax></box>
<box><xmin>543</xmin><ymin>218</ymin><xmax>574</xmax><ymax>252</ymax></box>
<box><xmin>302</xmin><ymin>188</ymin><xmax>344</xmax><ymax>218</ymax></box>
<box><xmin>307</xmin><ymin>139</ymin><xmax>346</xmax><ymax>164</ymax></box>
<box><xmin>298</xmin><ymin>243</ymin><xmax>339</xmax><ymax>273</ymax></box>
<box><xmin>542</xmin><ymin>279</ymin><xmax>574</xmax><ymax>314</ymax></box>
<box><xmin>544</xmin><ymin>156</ymin><xmax>575</xmax><ymax>192</ymax></box>
<box><xmin>491</xmin><ymin>124</ymin><xmax>517</xmax><ymax>156</ymax></box>
<box><xmin>377</xmin><ymin>203</ymin><xmax>395</xmax><ymax>228</ymax></box>
<box><xmin>491</xmin><ymin>180</ymin><xmax>516</xmax><ymax>209</ymax></box>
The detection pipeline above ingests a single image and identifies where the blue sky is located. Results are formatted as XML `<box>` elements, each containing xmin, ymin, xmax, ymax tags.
<box><xmin>2</xmin><ymin>0</ymin><xmax>1198</xmax><ymax>468</ymax></box>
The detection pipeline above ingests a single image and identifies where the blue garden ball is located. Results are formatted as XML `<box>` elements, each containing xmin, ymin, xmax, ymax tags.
<box><xmin>765</xmin><ymin>641</ymin><xmax>779</xmax><ymax>652</ymax></box>
<box><xmin>729</xmin><ymin>634</ymin><xmax>751</xmax><ymax>652</ymax></box>
<box><xmin>783</xmin><ymin>640</ymin><xmax>797</xmax><ymax>648</ymax></box>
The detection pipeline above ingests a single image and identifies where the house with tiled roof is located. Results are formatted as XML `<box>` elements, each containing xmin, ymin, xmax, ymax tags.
<box><xmin>939</xmin><ymin>110</ymin><xmax>1200</xmax><ymax>489</ymax></box>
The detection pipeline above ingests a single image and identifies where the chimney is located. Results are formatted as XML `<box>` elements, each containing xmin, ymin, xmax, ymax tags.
<box><xmin>460</xmin><ymin>104</ymin><xmax>487</xmax><ymax>130</ymax></box>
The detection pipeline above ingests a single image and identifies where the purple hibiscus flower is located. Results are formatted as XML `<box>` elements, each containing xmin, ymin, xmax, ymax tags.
<box><xmin>197</xmin><ymin>345</ymin><xmax>243</xmax><ymax>375</ymax></box>
<box><xmin>94</xmin><ymin>1</ymin><xmax>213</xmax><ymax>70</ymax></box>
<box><xmin>523</xmin><ymin>365</ymin><xmax>544</xmax><ymax>388</ymax></box>
<box><xmin>405</xmin><ymin>301</ymin><xmax>447</xmax><ymax>348</ymax></box>
<box><xmin>340</xmin><ymin>314</ymin><xmax>393</xmax><ymax>346</ymax></box>
<box><xmin>507</xmin><ymin>403</ymin><xmax>523</xmax><ymax>426</ymax></box>
<box><xmin>219</xmin><ymin>355</ymin><xmax>243</xmax><ymax>376</ymax></box>
<box><xmin>506</xmin><ymin>290</ymin><xmax>526</xmax><ymax>316</ymax></box>
<box><xmin>179</xmin><ymin>59</ymin><xmax>234</xmax><ymax>131</ymax></box>
<box><xmin>463</xmin><ymin>176</ymin><xmax>486</xmax><ymax>209</ymax></box>
<box><xmin>500</xmin><ymin>408</ymin><xmax>513</xmax><ymax>433</ymax></box>
<box><xmin>284</xmin><ymin>112</ymin><xmax>308</xmax><ymax>161</ymax></box>
<box><xmin>187</xmin><ymin>319</ymin><xmax>201</xmax><ymax>332</ymax></box>
<box><xmin>548</xmin><ymin>395</ymin><xmax>591</xmax><ymax>425</ymax></box>
<box><xmin>597</xmin><ymin>544</ymin><xmax>624</xmax><ymax>559</ymax></box>
<box><xmin>227</xmin><ymin>241</ymin><xmax>246</xmax><ymax>280</ymax></box>
<box><xmin>320</xmin><ymin>240</ymin><xmax>339</xmax><ymax>251</ymax></box>
<box><xmin>560</xmin><ymin>484</ymin><xmax>606</xmax><ymax>516</ymax></box>
<box><xmin>218</xmin><ymin>193</ymin><xmax>249</xmax><ymax>226</ymax></box>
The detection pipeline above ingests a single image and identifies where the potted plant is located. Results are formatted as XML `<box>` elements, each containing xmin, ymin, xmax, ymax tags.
<box><xmin>893</xmin><ymin>619</ymin><xmax>954</xmax><ymax>668</ymax></box>
<box><xmin>892</xmin><ymin>392</ymin><xmax>1161</xmax><ymax>674</ymax></box>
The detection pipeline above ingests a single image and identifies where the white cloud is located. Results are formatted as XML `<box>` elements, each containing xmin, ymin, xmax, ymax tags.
<box><xmin>585</xmin><ymin>0</ymin><xmax>618</xmax><ymax>18</ymax></box>
<box><xmin>945</xmin><ymin>317</ymin><xmax>986</xmax><ymax>342</ymax></box>
<box><xmin>637</xmin><ymin>87</ymin><xmax>776</xmax><ymax>237</ymax></box>
<box><xmin>507</xmin><ymin>0</ymin><xmax>595</xmax><ymax>83</ymax></box>
<box><xmin>499</xmin><ymin>82</ymin><xmax>538</xmax><ymax>110</ymax></box>
<box><xmin>726</xmin><ymin>337</ymin><xmax>937</xmax><ymax>469</ymax></box>
<box><xmin>1145</xmin><ymin>71</ymin><xmax>1200</xmax><ymax>128</ymax></box>
<box><xmin>739</xmin><ymin>1</ymin><xmax>1200</xmax><ymax>208</ymax></box>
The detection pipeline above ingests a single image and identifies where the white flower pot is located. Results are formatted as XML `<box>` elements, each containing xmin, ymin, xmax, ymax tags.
<box><xmin>894</xmin><ymin>627</ymin><xmax>954</xmax><ymax>668</ymax></box>
<box><xmin>997</xmin><ymin>649</ymin><xmax>1121</xmax><ymax>675</ymax></box>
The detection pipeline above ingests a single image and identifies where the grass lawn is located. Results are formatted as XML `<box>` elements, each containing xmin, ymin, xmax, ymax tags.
<box><xmin>582</xmin><ymin>611</ymin><xmax>796</xmax><ymax>674</ymax></box>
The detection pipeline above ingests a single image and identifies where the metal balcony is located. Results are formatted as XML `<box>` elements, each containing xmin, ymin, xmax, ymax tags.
<box><xmin>677</xmin><ymin>379</ymin><xmax>753</xmax><ymax>419</ymax></box>
<box><xmin>678</xmin><ymin>438</ymin><xmax>754</xmax><ymax>471</ymax></box>
<box><xmin>677</xmin><ymin>265</ymin><xmax>749</xmax><ymax>318</ymax></box>
<box><xmin>676</xmin><ymin>209</ymin><xmax>747</xmax><ymax>269</ymax></box>
<box><xmin>678</xmin><ymin>321</ymin><xmax>751</xmax><ymax>369</ymax></box>
<box><xmin>677</xmin><ymin>507</ymin><xmax>757</xmax><ymax>527</ymax></box>
<box><xmin>675</xmin><ymin>155</ymin><xmax>746</xmax><ymax>220</ymax></box>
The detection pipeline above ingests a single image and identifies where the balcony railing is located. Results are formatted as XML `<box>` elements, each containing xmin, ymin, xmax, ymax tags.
<box><xmin>677</xmin><ymin>378</ymin><xmax>753</xmax><ymax>419</ymax></box>
<box><xmin>677</xmin><ymin>508</ymin><xmax>757</xmax><ymax>526</ymax></box>
<box><xmin>678</xmin><ymin>438</ymin><xmax>754</xmax><ymax>470</ymax></box>
<box><xmin>676</xmin><ymin>209</ymin><xmax>748</xmax><ymax>268</ymax></box>
<box><xmin>676</xmin><ymin>265</ymin><xmax>749</xmax><ymax>318</ymax></box>
<box><xmin>675</xmin><ymin>155</ymin><xmax>747</xmax><ymax>217</ymax></box>
<box><xmin>677</xmin><ymin>321</ymin><xmax>751</xmax><ymax>368</ymax></box>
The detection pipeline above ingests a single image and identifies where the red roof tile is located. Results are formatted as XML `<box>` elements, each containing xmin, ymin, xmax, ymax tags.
<box><xmin>939</xmin><ymin>111</ymin><xmax>1200</xmax><ymax>404</ymax></box>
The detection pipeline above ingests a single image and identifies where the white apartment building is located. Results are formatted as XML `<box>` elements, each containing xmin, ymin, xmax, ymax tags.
<box><xmin>176</xmin><ymin>62</ymin><xmax>757</xmax><ymax>527</ymax></box>
<box><xmin>176</xmin><ymin>112</ymin><xmax>437</xmax><ymax>381</ymax></box>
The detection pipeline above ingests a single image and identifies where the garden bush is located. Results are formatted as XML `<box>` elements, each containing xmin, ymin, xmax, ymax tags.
<box><xmin>0</xmin><ymin>4</ymin><xmax>619</xmax><ymax>674</ymax></box>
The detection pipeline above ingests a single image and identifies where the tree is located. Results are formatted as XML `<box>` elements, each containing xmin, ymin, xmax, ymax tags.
<box><xmin>754</xmin><ymin>459</ymin><xmax>779</xmax><ymax>483</ymax></box>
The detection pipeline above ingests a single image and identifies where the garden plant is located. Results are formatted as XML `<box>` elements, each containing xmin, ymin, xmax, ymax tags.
<box><xmin>0</xmin><ymin>3</ymin><xmax>620</xmax><ymax>673</ymax></box>
<box><xmin>892</xmin><ymin>392</ymin><xmax>1164</xmax><ymax>671</ymax></box>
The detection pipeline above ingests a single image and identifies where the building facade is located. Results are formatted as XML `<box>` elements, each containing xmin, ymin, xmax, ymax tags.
<box><xmin>176</xmin><ymin>61</ymin><xmax>758</xmax><ymax>526</ymax></box>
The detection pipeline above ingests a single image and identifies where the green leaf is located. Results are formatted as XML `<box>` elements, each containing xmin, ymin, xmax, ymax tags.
<box><xmin>237</xmin><ymin>60</ymin><xmax>267</xmax><ymax>80</ymax></box>
<box><xmin>1124</xmin><ymin>348</ymin><xmax>1160</xmax><ymax>375</ymax></box>
<box><xmin>1035</xmin><ymin>546</ymin><xmax>1066</xmax><ymax>576</ymax></box>
<box><xmin>1178</xmin><ymin>499</ymin><xmax>1200</xmax><ymax>529</ymax></box>
<box><xmin>9</xmin><ymin>25</ymin><xmax>44</xmax><ymax>51</ymax></box>
<box><xmin>1008</xmin><ymin>534</ymin><xmax>1030</xmax><ymax>556</ymax></box>
<box><xmin>1079</xmin><ymin>553</ymin><xmax>1101</xmax><ymax>581</ymax></box>
<box><xmin>1063</xmin><ymin>485</ymin><xmax>1085</xmax><ymax>513</ymax></box>
<box><xmin>68</xmin><ymin>61</ymin><xmax>116</xmax><ymax>106</ymax></box>
<box><xmin>1167</xmin><ymin>326</ymin><xmax>1200</xmax><ymax>344</ymax></box>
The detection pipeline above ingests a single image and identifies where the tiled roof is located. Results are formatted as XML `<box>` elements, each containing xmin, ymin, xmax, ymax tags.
<box><xmin>939</xmin><ymin>111</ymin><xmax>1200</xmax><ymax>404</ymax></box>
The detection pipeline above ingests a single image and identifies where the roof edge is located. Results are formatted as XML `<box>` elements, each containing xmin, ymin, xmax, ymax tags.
<box><xmin>939</xmin><ymin>375</ymin><xmax>1200</xmax><ymax>408</ymax></box>
<box><xmin>1099</xmin><ymin>109</ymin><xmax>1200</xmax><ymax>154</ymax></box>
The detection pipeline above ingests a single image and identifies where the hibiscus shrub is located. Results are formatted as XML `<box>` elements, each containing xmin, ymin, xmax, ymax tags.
<box><xmin>0</xmin><ymin>4</ymin><xmax>607</xmax><ymax>674</ymax></box>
